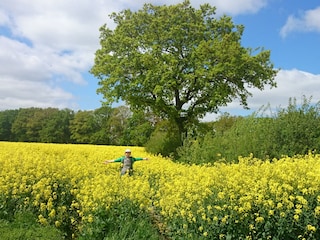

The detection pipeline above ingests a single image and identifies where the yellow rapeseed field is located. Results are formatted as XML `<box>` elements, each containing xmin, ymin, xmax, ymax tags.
<box><xmin>1</xmin><ymin>141</ymin><xmax>320</xmax><ymax>239</ymax></box>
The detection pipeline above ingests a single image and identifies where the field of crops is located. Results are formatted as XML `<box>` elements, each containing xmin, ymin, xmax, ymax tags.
<box><xmin>1</xmin><ymin>142</ymin><xmax>320</xmax><ymax>239</ymax></box>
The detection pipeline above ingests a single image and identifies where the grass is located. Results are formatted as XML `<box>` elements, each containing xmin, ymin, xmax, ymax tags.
<box><xmin>0</xmin><ymin>211</ymin><xmax>64</xmax><ymax>240</ymax></box>
<box><xmin>0</xmin><ymin>207</ymin><xmax>166</xmax><ymax>240</ymax></box>
<box><xmin>78</xmin><ymin>199</ymin><xmax>165</xmax><ymax>240</ymax></box>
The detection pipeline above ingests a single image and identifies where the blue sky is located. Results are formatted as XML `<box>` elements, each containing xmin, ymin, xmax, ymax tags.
<box><xmin>0</xmin><ymin>0</ymin><xmax>319</xmax><ymax>121</ymax></box>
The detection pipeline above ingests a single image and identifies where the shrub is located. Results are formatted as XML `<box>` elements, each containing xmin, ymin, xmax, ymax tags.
<box><xmin>178</xmin><ymin>96</ymin><xmax>320</xmax><ymax>164</ymax></box>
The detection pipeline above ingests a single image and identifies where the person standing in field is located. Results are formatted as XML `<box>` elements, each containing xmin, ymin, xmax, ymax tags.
<box><xmin>103</xmin><ymin>149</ymin><xmax>149</xmax><ymax>176</ymax></box>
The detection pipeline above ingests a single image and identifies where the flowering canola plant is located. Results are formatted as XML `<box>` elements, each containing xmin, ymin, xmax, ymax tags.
<box><xmin>1</xmin><ymin>142</ymin><xmax>320</xmax><ymax>239</ymax></box>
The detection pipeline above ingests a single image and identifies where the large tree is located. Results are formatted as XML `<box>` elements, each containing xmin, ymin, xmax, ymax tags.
<box><xmin>91</xmin><ymin>0</ymin><xmax>278</xmax><ymax>139</ymax></box>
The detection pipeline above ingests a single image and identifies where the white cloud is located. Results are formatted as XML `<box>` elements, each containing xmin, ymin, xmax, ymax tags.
<box><xmin>0</xmin><ymin>76</ymin><xmax>75</xmax><ymax>110</ymax></box>
<box><xmin>0</xmin><ymin>36</ymin><xmax>50</xmax><ymax>81</ymax></box>
<box><xmin>248</xmin><ymin>69</ymin><xmax>320</xmax><ymax>109</ymax></box>
<box><xmin>208</xmin><ymin>0</ymin><xmax>267</xmax><ymax>15</ymax></box>
<box><xmin>0</xmin><ymin>0</ymin><xmax>107</xmax><ymax>110</ymax></box>
<box><xmin>280</xmin><ymin>6</ymin><xmax>320</xmax><ymax>38</ymax></box>
<box><xmin>203</xmin><ymin>69</ymin><xmax>320</xmax><ymax>121</ymax></box>
<box><xmin>0</xmin><ymin>36</ymin><xmax>83</xmax><ymax>110</ymax></box>
<box><xmin>0</xmin><ymin>8</ymin><xmax>10</xmax><ymax>25</ymax></box>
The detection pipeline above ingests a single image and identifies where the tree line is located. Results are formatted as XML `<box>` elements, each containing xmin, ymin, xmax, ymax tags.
<box><xmin>1</xmin><ymin>96</ymin><xmax>320</xmax><ymax>165</ymax></box>
<box><xmin>0</xmin><ymin>106</ymin><xmax>155</xmax><ymax>146</ymax></box>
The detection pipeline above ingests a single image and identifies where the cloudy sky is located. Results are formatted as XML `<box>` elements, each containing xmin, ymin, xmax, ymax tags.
<box><xmin>0</xmin><ymin>0</ymin><xmax>319</xmax><ymax>121</ymax></box>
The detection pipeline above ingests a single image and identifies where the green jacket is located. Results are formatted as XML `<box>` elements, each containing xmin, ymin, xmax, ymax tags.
<box><xmin>115</xmin><ymin>156</ymin><xmax>144</xmax><ymax>176</ymax></box>
<box><xmin>113</xmin><ymin>156</ymin><xmax>143</xmax><ymax>163</ymax></box>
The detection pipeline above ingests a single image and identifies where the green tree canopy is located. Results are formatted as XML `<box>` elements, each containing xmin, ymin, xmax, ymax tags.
<box><xmin>11</xmin><ymin>108</ymin><xmax>41</xmax><ymax>142</ymax></box>
<box><xmin>122</xmin><ymin>110</ymin><xmax>155</xmax><ymax>146</ymax></box>
<box><xmin>106</xmin><ymin>105</ymin><xmax>131</xmax><ymax>145</ymax></box>
<box><xmin>91</xmin><ymin>0</ymin><xmax>278</xmax><ymax>139</ymax></box>
<box><xmin>39</xmin><ymin>108</ymin><xmax>74</xmax><ymax>143</ymax></box>
<box><xmin>0</xmin><ymin>109</ymin><xmax>18</xmax><ymax>141</ymax></box>
<box><xmin>70</xmin><ymin>110</ymin><xmax>99</xmax><ymax>144</ymax></box>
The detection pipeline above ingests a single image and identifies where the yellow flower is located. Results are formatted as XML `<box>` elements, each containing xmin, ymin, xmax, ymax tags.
<box><xmin>255</xmin><ymin>216</ymin><xmax>264</xmax><ymax>223</ymax></box>
<box><xmin>306</xmin><ymin>224</ymin><xmax>316</xmax><ymax>232</ymax></box>
<box><xmin>221</xmin><ymin>215</ymin><xmax>228</xmax><ymax>224</ymax></box>
<box><xmin>295</xmin><ymin>208</ymin><xmax>302</xmax><ymax>215</ymax></box>
<box><xmin>238</xmin><ymin>207</ymin><xmax>245</xmax><ymax>213</ymax></box>
<box><xmin>314</xmin><ymin>206</ymin><xmax>320</xmax><ymax>216</ymax></box>
<box><xmin>70</xmin><ymin>217</ymin><xmax>77</xmax><ymax>225</ymax></box>
<box><xmin>38</xmin><ymin>214</ymin><xmax>48</xmax><ymax>225</ymax></box>
<box><xmin>48</xmin><ymin>209</ymin><xmax>56</xmax><ymax>218</ymax></box>
<box><xmin>219</xmin><ymin>234</ymin><xmax>225</xmax><ymax>239</ymax></box>
<box><xmin>40</xmin><ymin>202</ymin><xmax>46</xmax><ymax>211</ymax></box>
<box><xmin>55</xmin><ymin>220</ymin><xmax>61</xmax><ymax>227</ymax></box>
<box><xmin>218</xmin><ymin>191</ymin><xmax>225</xmax><ymax>199</ymax></box>
<box><xmin>296</xmin><ymin>196</ymin><xmax>308</xmax><ymax>205</ymax></box>
<box><xmin>180</xmin><ymin>209</ymin><xmax>186</xmax><ymax>216</ymax></box>
<box><xmin>87</xmin><ymin>214</ymin><xmax>94</xmax><ymax>223</ymax></box>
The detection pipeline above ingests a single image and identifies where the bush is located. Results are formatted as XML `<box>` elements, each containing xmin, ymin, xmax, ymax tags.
<box><xmin>273</xmin><ymin>96</ymin><xmax>320</xmax><ymax>157</ymax></box>
<box><xmin>177</xmin><ymin>96</ymin><xmax>320</xmax><ymax>164</ymax></box>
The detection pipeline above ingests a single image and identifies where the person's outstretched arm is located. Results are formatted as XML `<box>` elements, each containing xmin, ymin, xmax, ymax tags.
<box><xmin>103</xmin><ymin>159</ymin><xmax>114</xmax><ymax>164</ymax></box>
<box><xmin>133</xmin><ymin>157</ymin><xmax>149</xmax><ymax>161</ymax></box>
<box><xmin>102</xmin><ymin>157</ymin><xmax>123</xmax><ymax>164</ymax></box>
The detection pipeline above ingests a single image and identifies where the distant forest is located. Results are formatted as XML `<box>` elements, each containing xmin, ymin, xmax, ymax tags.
<box><xmin>0</xmin><ymin>106</ymin><xmax>157</xmax><ymax>146</ymax></box>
